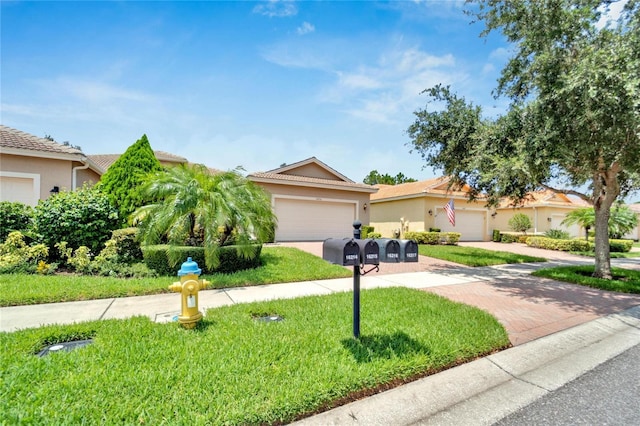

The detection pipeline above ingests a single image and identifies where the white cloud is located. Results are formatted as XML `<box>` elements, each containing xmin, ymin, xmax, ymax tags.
<box><xmin>489</xmin><ymin>47</ymin><xmax>510</xmax><ymax>61</ymax></box>
<box><xmin>297</xmin><ymin>21</ymin><xmax>315</xmax><ymax>35</ymax></box>
<box><xmin>596</xmin><ymin>0</ymin><xmax>628</xmax><ymax>29</ymax></box>
<box><xmin>253</xmin><ymin>0</ymin><xmax>298</xmax><ymax>18</ymax></box>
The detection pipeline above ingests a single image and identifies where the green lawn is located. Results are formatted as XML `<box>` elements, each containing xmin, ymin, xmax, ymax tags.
<box><xmin>533</xmin><ymin>265</ymin><xmax>640</xmax><ymax>294</ymax></box>
<box><xmin>0</xmin><ymin>287</ymin><xmax>510</xmax><ymax>425</ymax></box>
<box><xmin>419</xmin><ymin>244</ymin><xmax>546</xmax><ymax>266</ymax></box>
<box><xmin>0</xmin><ymin>247</ymin><xmax>350</xmax><ymax>307</ymax></box>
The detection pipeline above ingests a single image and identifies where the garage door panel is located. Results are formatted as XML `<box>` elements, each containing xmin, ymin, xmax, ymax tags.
<box><xmin>0</xmin><ymin>176</ymin><xmax>37</xmax><ymax>206</ymax></box>
<box><xmin>435</xmin><ymin>210</ymin><xmax>485</xmax><ymax>241</ymax></box>
<box><xmin>275</xmin><ymin>199</ymin><xmax>355</xmax><ymax>241</ymax></box>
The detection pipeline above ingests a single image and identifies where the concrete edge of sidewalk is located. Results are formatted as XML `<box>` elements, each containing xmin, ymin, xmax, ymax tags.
<box><xmin>291</xmin><ymin>305</ymin><xmax>640</xmax><ymax>426</ymax></box>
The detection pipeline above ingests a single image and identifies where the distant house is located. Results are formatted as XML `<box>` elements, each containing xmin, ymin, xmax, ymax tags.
<box><xmin>624</xmin><ymin>204</ymin><xmax>640</xmax><ymax>241</ymax></box>
<box><xmin>0</xmin><ymin>125</ymin><xmax>103</xmax><ymax>205</ymax></box>
<box><xmin>248</xmin><ymin>157</ymin><xmax>377</xmax><ymax>241</ymax></box>
<box><xmin>494</xmin><ymin>190</ymin><xmax>592</xmax><ymax>238</ymax></box>
<box><xmin>370</xmin><ymin>177</ymin><xmax>490</xmax><ymax>241</ymax></box>
<box><xmin>370</xmin><ymin>177</ymin><xmax>598</xmax><ymax>241</ymax></box>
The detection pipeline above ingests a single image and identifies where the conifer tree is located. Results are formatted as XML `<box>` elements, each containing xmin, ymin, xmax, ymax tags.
<box><xmin>99</xmin><ymin>134</ymin><xmax>163</xmax><ymax>224</ymax></box>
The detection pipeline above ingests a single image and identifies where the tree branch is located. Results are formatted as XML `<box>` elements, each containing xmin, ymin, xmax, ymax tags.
<box><xmin>540</xmin><ymin>183</ymin><xmax>592</xmax><ymax>204</ymax></box>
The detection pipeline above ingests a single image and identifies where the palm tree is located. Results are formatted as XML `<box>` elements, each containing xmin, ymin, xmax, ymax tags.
<box><xmin>132</xmin><ymin>164</ymin><xmax>276</xmax><ymax>270</ymax></box>
<box><xmin>562</xmin><ymin>208</ymin><xmax>594</xmax><ymax>241</ymax></box>
<box><xmin>562</xmin><ymin>205</ymin><xmax>638</xmax><ymax>240</ymax></box>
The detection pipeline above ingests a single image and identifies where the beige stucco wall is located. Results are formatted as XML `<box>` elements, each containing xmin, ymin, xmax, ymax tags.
<box><xmin>255</xmin><ymin>182</ymin><xmax>371</xmax><ymax>224</ymax></box>
<box><xmin>495</xmin><ymin>206</ymin><xmax>583</xmax><ymax>237</ymax></box>
<box><xmin>75</xmin><ymin>167</ymin><xmax>101</xmax><ymax>187</ymax></box>
<box><xmin>370</xmin><ymin>197</ymin><xmax>427</xmax><ymax>237</ymax></box>
<box><xmin>283</xmin><ymin>163</ymin><xmax>339</xmax><ymax>180</ymax></box>
<box><xmin>1</xmin><ymin>154</ymin><xmax>73</xmax><ymax>200</ymax></box>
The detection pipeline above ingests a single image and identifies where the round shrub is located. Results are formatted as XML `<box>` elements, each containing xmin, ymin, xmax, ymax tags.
<box><xmin>32</xmin><ymin>186</ymin><xmax>120</xmax><ymax>256</ymax></box>
<box><xmin>0</xmin><ymin>202</ymin><xmax>33</xmax><ymax>241</ymax></box>
<box><xmin>142</xmin><ymin>244</ymin><xmax>263</xmax><ymax>276</ymax></box>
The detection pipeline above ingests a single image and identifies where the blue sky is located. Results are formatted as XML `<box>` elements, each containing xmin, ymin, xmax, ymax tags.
<box><xmin>2</xmin><ymin>0</ymin><xmax>511</xmax><ymax>182</ymax></box>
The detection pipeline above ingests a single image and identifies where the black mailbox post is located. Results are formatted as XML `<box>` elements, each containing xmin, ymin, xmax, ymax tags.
<box><xmin>322</xmin><ymin>238</ymin><xmax>360</xmax><ymax>266</ymax></box>
<box><xmin>354</xmin><ymin>239</ymin><xmax>380</xmax><ymax>265</ymax></box>
<box><xmin>398</xmin><ymin>239</ymin><xmax>419</xmax><ymax>263</ymax></box>
<box><xmin>321</xmin><ymin>223</ymin><xmax>420</xmax><ymax>339</ymax></box>
<box><xmin>376</xmin><ymin>238</ymin><xmax>401</xmax><ymax>263</ymax></box>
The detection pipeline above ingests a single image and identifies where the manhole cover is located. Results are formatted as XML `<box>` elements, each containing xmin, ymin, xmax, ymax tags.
<box><xmin>37</xmin><ymin>339</ymin><xmax>94</xmax><ymax>357</ymax></box>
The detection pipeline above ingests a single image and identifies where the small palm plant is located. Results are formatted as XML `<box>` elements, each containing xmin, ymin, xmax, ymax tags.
<box><xmin>132</xmin><ymin>164</ymin><xmax>276</xmax><ymax>270</ymax></box>
<box><xmin>562</xmin><ymin>205</ymin><xmax>637</xmax><ymax>240</ymax></box>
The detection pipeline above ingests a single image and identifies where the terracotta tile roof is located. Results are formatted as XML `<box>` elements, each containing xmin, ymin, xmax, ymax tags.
<box><xmin>0</xmin><ymin>125</ymin><xmax>83</xmax><ymax>156</ymax></box>
<box><xmin>497</xmin><ymin>189</ymin><xmax>591</xmax><ymax>208</ymax></box>
<box><xmin>628</xmin><ymin>203</ymin><xmax>640</xmax><ymax>214</ymax></box>
<box><xmin>153</xmin><ymin>151</ymin><xmax>188</xmax><ymax>163</ymax></box>
<box><xmin>371</xmin><ymin>177</ymin><xmax>473</xmax><ymax>201</ymax></box>
<box><xmin>249</xmin><ymin>171</ymin><xmax>378</xmax><ymax>192</ymax></box>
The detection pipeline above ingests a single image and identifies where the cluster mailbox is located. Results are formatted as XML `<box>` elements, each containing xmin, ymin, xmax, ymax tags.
<box><xmin>322</xmin><ymin>238</ymin><xmax>418</xmax><ymax>265</ymax></box>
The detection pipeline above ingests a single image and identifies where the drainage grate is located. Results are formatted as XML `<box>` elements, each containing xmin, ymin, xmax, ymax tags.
<box><xmin>253</xmin><ymin>314</ymin><xmax>284</xmax><ymax>323</ymax></box>
<box><xmin>37</xmin><ymin>339</ymin><xmax>94</xmax><ymax>357</ymax></box>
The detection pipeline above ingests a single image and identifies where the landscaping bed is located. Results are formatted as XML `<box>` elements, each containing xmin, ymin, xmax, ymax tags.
<box><xmin>0</xmin><ymin>287</ymin><xmax>510</xmax><ymax>425</ymax></box>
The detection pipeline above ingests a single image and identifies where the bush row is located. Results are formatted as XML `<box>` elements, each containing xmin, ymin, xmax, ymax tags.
<box><xmin>142</xmin><ymin>244</ymin><xmax>262</xmax><ymax>275</ymax></box>
<box><xmin>525</xmin><ymin>237</ymin><xmax>633</xmax><ymax>253</ymax></box>
<box><xmin>403</xmin><ymin>231</ymin><xmax>461</xmax><ymax>245</ymax></box>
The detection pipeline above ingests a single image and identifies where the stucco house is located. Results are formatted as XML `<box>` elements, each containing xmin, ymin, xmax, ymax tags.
<box><xmin>368</xmin><ymin>177</ymin><xmax>619</xmax><ymax>241</ymax></box>
<box><xmin>493</xmin><ymin>190</ymin><xmax>592</xmax><ymax>238</ymax></box>
<box><xmin>370</xmin><ymin>177</ymin><xmax>491</xmax><ymax>241</ymax></box>
<box><xmin>247</xmin><ymin>157</ymin><xmax>377</xmax><ymax>241</ymax></box>
<box><xmin>0</xmin><ymin>125</ymin><xmax>103</xmax><ymax>205</ymax></box>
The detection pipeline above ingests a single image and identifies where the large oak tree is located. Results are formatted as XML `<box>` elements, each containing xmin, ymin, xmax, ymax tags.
<box><xmin>408</xmin><ymin>0</ymin><xmax>640</xmax><ymax>278</ymax></box>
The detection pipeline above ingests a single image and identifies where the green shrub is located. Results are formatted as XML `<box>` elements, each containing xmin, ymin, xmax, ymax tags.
<box><xmin>610</xmin><ymin>239</ymin><xmax>633</xmax><ymax>253</ymax></box>
<box><xmin>0</xmin><ymin>231</ymin><xmax>49</xmax><ymax>274</ymax></box>
<box><xmin>32</xmin><ymin>186</ymin><xmax>119</xmax><ymax>256</ymax></box>
<box><xmin>98</xmin><ymin>134</ymin><xmax>163</xmax><ymax>224</ymax></box>
<box><xmin>368</xmin><ymin>232</ymin><xmax>382</xmax><ymax>239</ymax></box>
<box><xmin>361</xmin><ymin>225</ymin><xmax>374</xmax><ymax>239</ymax></box>
<box><xmin>429</xmin><ymin>227</ymin><xmax>441</xmax><ymax>232</ymax></box>
<box><xmin>440</xmin><ymin>232</ymin><xmax>460</xmax><ymax>245</ymax></box>
<box><xmin>545</xmin><ymin>229</ymin><xmax>571</xmax><ymax>239</ymax></box>
<box><xmin>109</xmin><ymin>227</ymin><xmax>142</xmax><ymax>264</ymax></box>
<box><xmin>0</xmin><ymin>202</ymin><xmax>33</xmax><ymax>241</ymax></box>
<box><xmin>142</xmin><ymin>244</ymin><xmax>263</xmax><ymax>275</ymax></box>
<box><xmin>526</xmin><ymin>237</ymin><xmax>592</xmax><ymax>252</ymax></box>
<box><xmin>508</xmin><ymin>213</ymin><xmax>532</xmax><ymax>234</ymax></box>
<box><xmin>500</xmin><ymin>233</ymin><xmax>520</xmax><ymax>243</ymax></box>
<box><xmin>403</xmin><ymin>231</ymin><xmax>460</xmax><ymax>245</ymax></box>
<box><xmin>492</xmin><ymin>229</ymin><xmax>501</xmax><ymax>242</ymax></box>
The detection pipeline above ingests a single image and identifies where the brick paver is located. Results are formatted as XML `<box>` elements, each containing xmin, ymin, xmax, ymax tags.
<box><xmin>280</xmin><ymin>241</ymin><xmax>640</xmax><ymax>346</ymax></box>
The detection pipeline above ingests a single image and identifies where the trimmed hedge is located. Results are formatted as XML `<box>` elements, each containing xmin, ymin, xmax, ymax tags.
<box><xmin>526</xmin><ymin>237</ymin><xmax>591</xmax><ymax>252</ymax></box>
<box><xmin>526</xmin><ymin>237</ymin><xmax>633</xmax><ymax>253</ymax></box>
<box><xmin>361</xmin><ymin>225</ymin><xmax>374</xmax><ymax>239</ymax></box>
<box><xmin>142</xmin><ymin>244</ymin><xmax>263</xmax><ymax>275</ymax></box>
<box><xmin>404</xmin><ymin>231</ymin><xmax>461</xmax><ymax>245</ymax></box>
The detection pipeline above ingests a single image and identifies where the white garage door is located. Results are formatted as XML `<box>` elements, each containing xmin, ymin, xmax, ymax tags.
<box><xmin>435</xmin><ymin>209</ymin><xmax>485</xmax><ymax>241</ymax></box>
<box><xmin>275</xmin><ymin>198</ymin><xmax>356</xmax><ymax>241</ymax></box>
<box><xmin>0</xmin><ymin>175</ymin><xmax>38</xmax><ymax>206</ymax></box>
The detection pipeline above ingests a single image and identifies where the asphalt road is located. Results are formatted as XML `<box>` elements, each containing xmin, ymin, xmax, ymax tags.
<box><xmin>495</xmin><ymin>342</ymin><xmax>640</xmax><ymax>425</ymax></box>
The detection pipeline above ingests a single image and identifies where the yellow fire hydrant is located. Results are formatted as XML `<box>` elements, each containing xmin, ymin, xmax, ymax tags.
<box><xmin>169</xmin><ymin>257</ymin><xmax>209</xmax><ymax>329</ymax></box>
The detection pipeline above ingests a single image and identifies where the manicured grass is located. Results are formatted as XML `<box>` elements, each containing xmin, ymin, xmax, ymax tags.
<box><xmin>418</xmin><ymin>245</ymin><xmax>546</xmax><ymax>266</ymax></box>
<box><xmin>533</xmin><ymin>266</ymin><xmax>640</xmax><ymax>294</ymax></box>
<box><xmin>0</xmin><ymin>247</ymin><xmax>351</xmax><ymax>307</ymax></box>
<box><xmin>0</xmin><ymin>287</ymin><xmax>509</xmax><ymax>425</ymax></box>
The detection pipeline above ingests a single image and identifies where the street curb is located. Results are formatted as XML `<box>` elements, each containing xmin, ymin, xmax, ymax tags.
<box><xmin>291</xmin><ymin>305</ymin><xmax>640</xmax><ymax>425</ymax></box>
